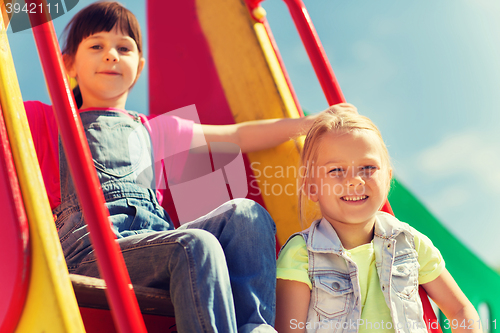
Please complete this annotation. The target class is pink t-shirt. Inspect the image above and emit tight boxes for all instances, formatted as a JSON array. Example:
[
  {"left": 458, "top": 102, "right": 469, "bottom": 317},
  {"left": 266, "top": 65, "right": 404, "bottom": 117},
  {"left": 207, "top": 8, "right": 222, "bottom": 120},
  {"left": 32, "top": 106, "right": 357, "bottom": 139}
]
[{"left": 24, "top": 101, "right": 194, "bottom": 210}]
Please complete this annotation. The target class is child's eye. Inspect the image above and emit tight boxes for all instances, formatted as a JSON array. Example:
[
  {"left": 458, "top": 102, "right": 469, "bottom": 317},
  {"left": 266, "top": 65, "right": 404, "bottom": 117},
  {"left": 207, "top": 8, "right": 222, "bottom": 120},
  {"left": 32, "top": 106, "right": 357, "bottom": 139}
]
[
  {"left": 328, "top": 168, "right": 344, "bottom": 176},
  {"left": 118, "top": 47, "right": 130, "bottom": 52},
  {"left": 90, "top": 45, "right": 102, "bottom": 50},
  {"left": 359, "top": 166, "right": 377, "bottom": 176}
]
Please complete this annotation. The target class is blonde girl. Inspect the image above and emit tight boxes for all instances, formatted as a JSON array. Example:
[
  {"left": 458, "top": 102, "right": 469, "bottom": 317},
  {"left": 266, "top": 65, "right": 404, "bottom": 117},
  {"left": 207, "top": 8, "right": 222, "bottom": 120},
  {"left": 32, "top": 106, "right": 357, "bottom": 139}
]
[{"left": 275, "top": 105, "right": 481, "bottom": 333}]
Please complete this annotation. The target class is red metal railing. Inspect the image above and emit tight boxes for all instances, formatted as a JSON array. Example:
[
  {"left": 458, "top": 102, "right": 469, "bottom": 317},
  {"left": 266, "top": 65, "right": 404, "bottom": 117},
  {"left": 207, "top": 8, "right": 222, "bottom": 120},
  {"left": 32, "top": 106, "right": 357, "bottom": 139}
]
[
  {"left": 25, "top": 1, "right": 147, "bottom": 332},
  {"left": 279, "top": 0, "right": 346, "bottom": 106}
]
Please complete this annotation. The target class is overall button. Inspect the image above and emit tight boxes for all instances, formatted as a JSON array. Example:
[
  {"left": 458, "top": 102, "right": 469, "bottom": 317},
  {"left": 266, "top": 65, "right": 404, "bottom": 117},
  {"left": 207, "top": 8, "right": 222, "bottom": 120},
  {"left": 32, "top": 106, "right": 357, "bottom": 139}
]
[
  {"left": 397, "top": 266, "right": 405, "bottom": 273},
  {"left": 332, "top": 282, "right": 341, "bottom": 290}
]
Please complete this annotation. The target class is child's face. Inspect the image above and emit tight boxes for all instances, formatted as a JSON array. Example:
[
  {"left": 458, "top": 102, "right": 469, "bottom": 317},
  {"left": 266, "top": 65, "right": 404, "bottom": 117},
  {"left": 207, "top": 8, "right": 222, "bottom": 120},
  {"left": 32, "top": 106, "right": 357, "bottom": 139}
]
[
  {"left": 308, "top": 130, "right": 392, "bottom": 228},
  {"left": 65, "top": 27, "right": 145, "bottom": 109}
]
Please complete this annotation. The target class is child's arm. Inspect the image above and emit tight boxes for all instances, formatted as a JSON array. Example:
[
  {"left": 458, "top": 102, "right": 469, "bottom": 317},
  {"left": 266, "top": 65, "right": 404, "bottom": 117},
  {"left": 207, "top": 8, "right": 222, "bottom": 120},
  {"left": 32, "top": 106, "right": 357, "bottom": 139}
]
[
  {"left": 199, "top": 115, "right": 316, "bottom": 153},
  {"left": 198, "top": 103, "right": 357, "bottom": 153},
  {"left": 275, "top": 279, "right": 311, "bottom": 333},
  {"left": 422, "top": 269, "right": 483, "bottom": 333}
]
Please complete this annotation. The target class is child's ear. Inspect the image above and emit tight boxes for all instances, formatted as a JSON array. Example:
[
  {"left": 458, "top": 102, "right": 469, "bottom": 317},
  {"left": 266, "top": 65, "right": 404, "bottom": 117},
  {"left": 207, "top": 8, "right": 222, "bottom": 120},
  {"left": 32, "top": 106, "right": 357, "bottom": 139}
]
[
  {"left": 130, "top": 58, "right": 146, "bottom": 88},
  {"left": 63, "top": 54, "right": 76, "bottom": 78},
  {"left": 385, "top": 168, "right": 393, "bottom": 194},
  {"left": 307, "top": 182, "right": 319, "bottom": 203},
  {"left": 136, "top": 57, "right": 146, "bottom": 79}
]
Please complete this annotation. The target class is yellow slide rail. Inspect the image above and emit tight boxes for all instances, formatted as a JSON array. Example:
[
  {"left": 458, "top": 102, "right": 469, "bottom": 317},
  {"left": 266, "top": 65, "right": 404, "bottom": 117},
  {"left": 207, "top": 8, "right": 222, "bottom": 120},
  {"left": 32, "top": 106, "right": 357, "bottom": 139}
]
[{"left": 196, "top": 0, "right": 306, "bottom": 243}]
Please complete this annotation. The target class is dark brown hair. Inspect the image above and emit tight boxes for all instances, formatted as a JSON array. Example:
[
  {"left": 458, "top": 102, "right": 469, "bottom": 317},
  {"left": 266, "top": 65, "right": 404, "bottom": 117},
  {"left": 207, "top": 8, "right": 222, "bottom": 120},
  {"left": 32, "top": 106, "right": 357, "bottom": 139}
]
[{"left": 62, "top": 1, "right": 142, "bottom": 59}]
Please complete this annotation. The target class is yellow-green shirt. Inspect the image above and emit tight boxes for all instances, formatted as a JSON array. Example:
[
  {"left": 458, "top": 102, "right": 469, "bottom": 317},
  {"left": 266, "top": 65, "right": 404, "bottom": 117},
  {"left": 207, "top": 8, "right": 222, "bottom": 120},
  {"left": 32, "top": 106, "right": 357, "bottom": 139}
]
[{"left": 277, "top": 233, "right": 445, "bottom": 332}]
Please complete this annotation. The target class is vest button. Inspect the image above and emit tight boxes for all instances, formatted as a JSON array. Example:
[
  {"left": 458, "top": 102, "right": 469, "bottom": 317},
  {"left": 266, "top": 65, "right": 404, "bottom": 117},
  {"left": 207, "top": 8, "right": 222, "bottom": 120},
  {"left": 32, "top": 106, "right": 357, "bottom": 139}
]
[
  {"left": 381, "top": 285, "right": 385, "bottom": 291},
  {"left": 332, "top": 282, "right": 340, "bottom": 290}
]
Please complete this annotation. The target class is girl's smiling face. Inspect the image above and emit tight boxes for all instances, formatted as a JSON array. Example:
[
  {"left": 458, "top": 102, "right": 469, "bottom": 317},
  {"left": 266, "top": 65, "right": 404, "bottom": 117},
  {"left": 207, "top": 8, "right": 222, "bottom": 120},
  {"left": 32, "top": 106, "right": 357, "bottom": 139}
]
[
  {"left": 65, "top": 27, "right": 145, "bottom": 110},
  {"left": 308, "top": 130, "right": 392, "bottom": 230}
]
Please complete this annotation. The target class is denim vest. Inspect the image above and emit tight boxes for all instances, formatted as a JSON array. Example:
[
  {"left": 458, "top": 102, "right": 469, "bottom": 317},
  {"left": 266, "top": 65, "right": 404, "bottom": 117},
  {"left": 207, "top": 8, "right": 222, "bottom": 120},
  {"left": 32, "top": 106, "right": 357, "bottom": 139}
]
[
  {"left": 288, "top": 212, "right": 426, "bottom": 333},
  {"left": 53, "top": 110, "right": 173, "bottom": 270}
]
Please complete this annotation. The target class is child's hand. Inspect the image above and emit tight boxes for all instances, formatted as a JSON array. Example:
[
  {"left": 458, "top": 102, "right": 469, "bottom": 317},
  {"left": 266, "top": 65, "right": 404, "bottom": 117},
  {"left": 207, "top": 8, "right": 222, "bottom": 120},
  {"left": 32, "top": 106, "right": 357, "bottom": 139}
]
[
  {"left": 327, "top": 102, "right": 358, "bottom": 115},
  {"left": 302, "top": 103, "right": 358, "bottom": 132}
]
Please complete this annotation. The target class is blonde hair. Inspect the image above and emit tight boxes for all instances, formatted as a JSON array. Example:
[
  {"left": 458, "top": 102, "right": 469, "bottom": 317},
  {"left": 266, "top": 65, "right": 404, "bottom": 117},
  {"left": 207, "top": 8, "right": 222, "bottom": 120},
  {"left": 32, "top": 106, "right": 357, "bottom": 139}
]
[{"left": 298, "top": 106, "right": 391, "bottom": 226}]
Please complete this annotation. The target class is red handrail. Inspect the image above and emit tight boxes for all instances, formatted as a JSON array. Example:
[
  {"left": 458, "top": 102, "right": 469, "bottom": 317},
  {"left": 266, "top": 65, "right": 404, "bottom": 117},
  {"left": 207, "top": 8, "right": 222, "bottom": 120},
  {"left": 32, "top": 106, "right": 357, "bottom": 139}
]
[
  {"left": 280, "top": 0, "right": 345, "bottom": 106},
  {"left": 25, "top": 2, "right": 147, "bottom": 332}
]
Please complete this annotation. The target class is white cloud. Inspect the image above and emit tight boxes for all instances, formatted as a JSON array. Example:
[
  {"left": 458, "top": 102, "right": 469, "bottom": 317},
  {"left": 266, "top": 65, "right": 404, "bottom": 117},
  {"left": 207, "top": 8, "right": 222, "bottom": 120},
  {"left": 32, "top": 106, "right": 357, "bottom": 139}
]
[{"left": 417, "top": 131, "right": 500, "bottom": 193}]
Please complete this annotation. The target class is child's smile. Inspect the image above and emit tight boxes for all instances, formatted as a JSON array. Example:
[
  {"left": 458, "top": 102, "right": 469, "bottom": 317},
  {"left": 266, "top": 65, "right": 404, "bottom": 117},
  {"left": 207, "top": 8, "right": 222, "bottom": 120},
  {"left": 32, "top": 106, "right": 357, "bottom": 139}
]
[
  {"left": 308, "top": 130, "right": 392, "bottom": 231},
  {"left": 340, "top": 195, "right": 368, "bottom": 203}
]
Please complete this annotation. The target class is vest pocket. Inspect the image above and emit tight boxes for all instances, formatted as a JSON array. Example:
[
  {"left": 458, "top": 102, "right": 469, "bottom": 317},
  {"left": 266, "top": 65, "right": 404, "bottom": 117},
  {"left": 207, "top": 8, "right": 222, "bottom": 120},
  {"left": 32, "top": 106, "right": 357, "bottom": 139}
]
[
  {"left": 313, "top": 275, "right": 353, "bottom": 319},
  {"left": 391, "top": 259, "right": 418, "bottom": 299}
]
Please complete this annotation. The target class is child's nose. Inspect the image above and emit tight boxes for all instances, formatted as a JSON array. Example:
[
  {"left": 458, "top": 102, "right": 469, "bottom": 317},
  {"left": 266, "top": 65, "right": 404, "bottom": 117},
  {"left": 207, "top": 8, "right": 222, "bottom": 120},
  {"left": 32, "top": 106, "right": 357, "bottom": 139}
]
[
  {"left": 346, "top": 174, "right": 365, "bottom": 187},
  {"left": 104, "top": 49, "right": 119, "bottom": 62}
]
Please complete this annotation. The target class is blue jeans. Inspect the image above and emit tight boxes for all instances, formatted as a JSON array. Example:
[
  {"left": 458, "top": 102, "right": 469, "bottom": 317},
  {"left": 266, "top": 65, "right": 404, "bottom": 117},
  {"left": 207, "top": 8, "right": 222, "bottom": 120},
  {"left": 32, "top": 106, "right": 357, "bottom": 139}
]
[{"left": 73, "top": 198, "right": 277, "bottom": 333}]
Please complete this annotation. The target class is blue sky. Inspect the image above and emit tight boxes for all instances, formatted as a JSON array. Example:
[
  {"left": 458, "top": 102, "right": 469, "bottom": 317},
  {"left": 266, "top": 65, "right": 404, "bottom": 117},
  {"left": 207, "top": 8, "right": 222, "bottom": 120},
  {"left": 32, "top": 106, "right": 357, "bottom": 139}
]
[{"left": 6, "top": 0, "right": 500, "bottom": 268}]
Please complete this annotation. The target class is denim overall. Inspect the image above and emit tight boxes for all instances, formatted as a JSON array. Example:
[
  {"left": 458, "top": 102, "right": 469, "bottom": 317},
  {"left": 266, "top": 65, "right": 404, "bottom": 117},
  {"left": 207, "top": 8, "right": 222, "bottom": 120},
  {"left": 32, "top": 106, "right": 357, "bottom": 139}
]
[
  {"left": 52, "top": 109, "right": 277, "bottom": 332},
  {"left": 53, "top": 110, "right": 173, "bottom": 270},
  {"left": 289, "top": 212, "right": 426, "bottom": 333}
]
